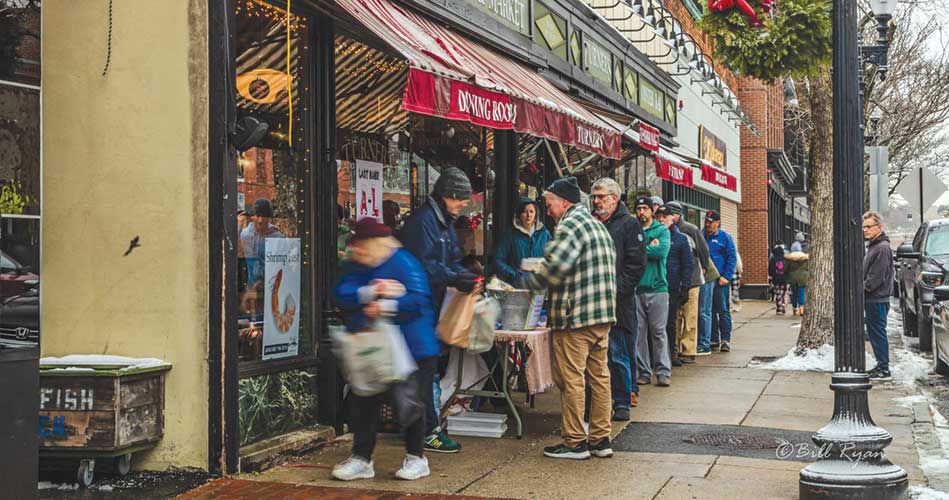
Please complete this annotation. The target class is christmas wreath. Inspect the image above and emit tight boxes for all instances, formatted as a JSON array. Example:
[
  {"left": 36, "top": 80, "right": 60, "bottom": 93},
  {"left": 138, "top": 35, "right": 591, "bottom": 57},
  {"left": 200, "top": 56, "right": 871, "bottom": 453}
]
[{"left": 698, "top": 0, "right": 831, "bottom": 82}]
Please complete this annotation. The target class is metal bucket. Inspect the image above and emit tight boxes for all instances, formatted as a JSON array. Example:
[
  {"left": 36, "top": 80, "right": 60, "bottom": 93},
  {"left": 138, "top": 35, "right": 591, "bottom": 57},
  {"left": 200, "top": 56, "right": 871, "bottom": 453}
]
[{"left": 489, "top": 289, "right": 544, "bottom": 331}]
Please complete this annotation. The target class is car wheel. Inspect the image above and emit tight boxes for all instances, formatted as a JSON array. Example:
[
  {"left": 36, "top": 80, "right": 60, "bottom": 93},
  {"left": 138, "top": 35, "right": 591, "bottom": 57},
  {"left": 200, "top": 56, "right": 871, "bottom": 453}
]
[
  {"left": 903, "top": 299, "right": 918, "bottom": 337},
  {"left": 934, "top": 328, "right": 949, "bottom": 376},
  {"left": 919, "top": 301, "right": 934, "bottom": 352}
]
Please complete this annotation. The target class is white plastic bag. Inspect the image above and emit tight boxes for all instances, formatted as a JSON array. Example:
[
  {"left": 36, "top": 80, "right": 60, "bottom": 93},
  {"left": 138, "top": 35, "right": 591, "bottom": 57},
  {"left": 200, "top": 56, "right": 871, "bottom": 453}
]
[
  {"left": 330, "top": 320, "right": 417, "bottom": 396},
  {"left": 468, "top": 297, "right": 500, "bottom": 354}
]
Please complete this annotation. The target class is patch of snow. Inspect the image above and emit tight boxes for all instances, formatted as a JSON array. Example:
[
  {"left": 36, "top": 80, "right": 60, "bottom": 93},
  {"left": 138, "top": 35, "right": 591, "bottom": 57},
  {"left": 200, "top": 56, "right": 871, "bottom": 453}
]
[
  {"left": 46, "top": 483, "right": 79, "bottom": 491},
  {"left": 754, "top": 344, "right": 875, "bottom": 372},
  {"left": 911, "top": 486, "right": 949, "bottom": 500},
  {"left": 890, "top": 345, "right": 933, "bottom": 386},
  {"left": 895, "top": 395, "right": 930, "bottom": 408},
  {"left": 45, "top": 367, "right": 96, "bottom": 373},
  {"left": 37, "top": 482, "right": 56, "bottom": 490},
  {"left": 95, "top": 485, "right": 114, "bottom": 492},
  {"left": 41, "top": 354, "right": 170, "bottom": 371}
]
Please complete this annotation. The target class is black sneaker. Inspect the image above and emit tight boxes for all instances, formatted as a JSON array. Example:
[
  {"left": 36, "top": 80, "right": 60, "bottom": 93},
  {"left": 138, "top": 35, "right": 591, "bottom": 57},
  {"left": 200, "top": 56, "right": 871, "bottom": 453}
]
[
  {"left": 589, "top": 438, "right": 614, "bottom": 458},
  {"left": 672, "top": 357, "right": 683, "bottom": 367},
  {"left": 543, "top": 442, "right": 590, "bottom": 460},
  {"left": 612, "top": 407, "right": 630, "bottom": 421},
  {"left": 637, "top": 376, "right": 652, "bottom": 386},
  {"left": 868, "top": 367, "right": 892, "bottom": 381},
  {"left": 711, "top": 342, "right": 721, "bottom": 351},
  {"left": 720, "top": 342, "right": 731, "bottom": 353}
]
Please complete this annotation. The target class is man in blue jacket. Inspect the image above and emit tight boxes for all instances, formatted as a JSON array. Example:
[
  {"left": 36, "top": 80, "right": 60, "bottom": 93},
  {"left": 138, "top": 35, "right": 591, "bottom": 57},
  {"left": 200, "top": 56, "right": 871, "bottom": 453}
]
[
  {"left": 703, "top": 211, "right": 737, "bottom": 352},
  {"left": 399, "top": 166, "right": 478, "bottom": 454}
]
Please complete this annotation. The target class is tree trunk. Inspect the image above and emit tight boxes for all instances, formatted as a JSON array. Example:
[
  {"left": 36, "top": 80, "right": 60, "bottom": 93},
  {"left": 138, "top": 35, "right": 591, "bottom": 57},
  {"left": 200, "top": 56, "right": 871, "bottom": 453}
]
[{"left": 797, "top": 70, "right": 835, "bottom": 351}]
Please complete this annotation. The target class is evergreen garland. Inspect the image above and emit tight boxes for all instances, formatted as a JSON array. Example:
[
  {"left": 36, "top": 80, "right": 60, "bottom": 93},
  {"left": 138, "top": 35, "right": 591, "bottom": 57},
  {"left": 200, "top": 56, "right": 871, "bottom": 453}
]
[{"left": 698, "top": 0, "right": 832, "bottom": 82}]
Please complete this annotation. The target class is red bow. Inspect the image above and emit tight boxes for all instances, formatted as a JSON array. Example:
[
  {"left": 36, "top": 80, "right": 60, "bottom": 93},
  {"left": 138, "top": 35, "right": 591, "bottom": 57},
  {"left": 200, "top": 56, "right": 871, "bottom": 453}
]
[{"left": 709, "top": 0, "right": 773, "bottom": 26}]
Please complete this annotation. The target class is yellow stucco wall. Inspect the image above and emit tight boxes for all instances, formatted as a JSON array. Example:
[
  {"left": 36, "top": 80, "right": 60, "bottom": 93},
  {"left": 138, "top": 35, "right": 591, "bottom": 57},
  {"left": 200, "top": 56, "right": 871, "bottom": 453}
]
[{"left": 42, "top": 0, "right": 210, "bottom": 469}]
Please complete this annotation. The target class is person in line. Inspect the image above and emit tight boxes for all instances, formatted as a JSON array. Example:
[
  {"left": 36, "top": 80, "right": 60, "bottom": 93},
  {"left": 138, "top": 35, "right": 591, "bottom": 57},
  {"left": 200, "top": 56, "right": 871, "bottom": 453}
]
[
  {"left": 332, "top": 219, "right": 439, "bottom": 481},
  {"left": 791, "top": 232, "right": 809, "bottom": 253},
  {"left": 786, "top": 248, "right": 810, "bottom": 316},
  {"left": 768, "top": 244, "right": 788, "bottom": 315},
  {"left": 633, "top": 197, "right": 672, "bottom": 387},
  {"left": 863, "top": 211, "right": 894, "bottom": 381},
  {"left": 650, "top": 195, "right": 664, "bottom": 214},
  {"left": 399, "top": 166, "right": 479, "bottom": 454},
  {"left": 656, "top": 206, "right": 693, "bottom": 367},
  {"left": 524, "top": 176, "right": 617, "bottom": 460},
  {"left": 704, "top": 211, "right": 737, "bottom": 352},
  {"left": 591, "top": 178, "right": 645, "bottom": 420},
  {"left": 492, "top": 197, "right": 551, "bottom": 286},
  {"left": 666, "top": 202, "right": 708, "bottom": 361}
]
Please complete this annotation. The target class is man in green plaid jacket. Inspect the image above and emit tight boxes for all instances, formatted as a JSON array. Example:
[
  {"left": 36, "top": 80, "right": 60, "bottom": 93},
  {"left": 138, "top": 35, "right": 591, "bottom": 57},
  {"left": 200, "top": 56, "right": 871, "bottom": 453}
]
[{"left": 525, "top": 177, "right": 617, "bottom": 461}]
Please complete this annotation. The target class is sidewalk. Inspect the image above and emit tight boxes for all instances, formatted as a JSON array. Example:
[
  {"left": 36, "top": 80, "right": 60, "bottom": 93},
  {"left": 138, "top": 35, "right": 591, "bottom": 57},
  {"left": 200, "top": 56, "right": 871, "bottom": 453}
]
[{"left": 180, "top": 301, "right": 935, "bottom": 500}]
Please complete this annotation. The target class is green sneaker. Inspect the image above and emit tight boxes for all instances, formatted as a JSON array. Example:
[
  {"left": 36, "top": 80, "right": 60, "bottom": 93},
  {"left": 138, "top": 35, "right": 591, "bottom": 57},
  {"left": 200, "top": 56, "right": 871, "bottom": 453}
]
[{"left": 425, "top": 431, "right": 461, "bottom": 453}]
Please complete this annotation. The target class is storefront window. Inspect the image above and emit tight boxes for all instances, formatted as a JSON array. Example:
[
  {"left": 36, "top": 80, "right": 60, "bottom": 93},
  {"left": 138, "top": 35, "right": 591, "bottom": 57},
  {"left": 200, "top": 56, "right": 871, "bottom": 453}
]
[
  {"left": 0, "top": 81, "right": 40, "bottom": 345},
  {"left": 235, "top": 0, "right": 313, "bottom": 363}
]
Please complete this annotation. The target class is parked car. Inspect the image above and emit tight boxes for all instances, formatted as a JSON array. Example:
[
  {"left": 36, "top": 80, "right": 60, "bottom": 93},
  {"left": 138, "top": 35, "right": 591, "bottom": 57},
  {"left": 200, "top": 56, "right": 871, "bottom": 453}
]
[
  {"left": 897, "top": 219, "right": 949, "bottom": 351},
  {"left": 0, "top": 279, "right": 38, "bottom": 344},
  {"left": 931, "top": 285, "right": 949, "bottom": 375},
  {"left": 0, "top": 249, "right": 39, "bottom": 301}
]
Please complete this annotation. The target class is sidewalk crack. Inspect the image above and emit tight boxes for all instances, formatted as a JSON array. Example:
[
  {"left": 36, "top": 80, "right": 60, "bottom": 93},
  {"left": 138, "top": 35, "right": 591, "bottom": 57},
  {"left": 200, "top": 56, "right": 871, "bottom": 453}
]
[{"left": 740, "top": 371, "right": 776, "bottom": 426}]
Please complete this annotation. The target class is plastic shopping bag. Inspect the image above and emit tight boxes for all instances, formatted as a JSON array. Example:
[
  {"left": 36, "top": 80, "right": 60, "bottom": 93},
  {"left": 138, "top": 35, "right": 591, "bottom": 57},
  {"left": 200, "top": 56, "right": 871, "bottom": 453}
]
[
  {"left": 330, "top": 320, "right": 417, "bottom": 396},
  {"left": 467, "top": 296, "right": 500, "bottom": 354}
]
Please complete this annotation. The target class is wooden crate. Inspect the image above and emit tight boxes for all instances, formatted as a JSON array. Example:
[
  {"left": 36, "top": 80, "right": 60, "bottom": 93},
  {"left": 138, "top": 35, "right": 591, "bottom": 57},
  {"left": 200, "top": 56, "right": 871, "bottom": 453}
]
[{"left": 38, "top": 363, "right": 171, "bottom": 454}]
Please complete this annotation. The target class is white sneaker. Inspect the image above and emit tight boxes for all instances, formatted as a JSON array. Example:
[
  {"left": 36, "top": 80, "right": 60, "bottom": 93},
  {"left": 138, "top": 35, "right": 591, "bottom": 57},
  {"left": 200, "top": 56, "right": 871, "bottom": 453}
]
[
  {"left": 395, "top": 454, "right": 430, "bottom": 480},
  {"left": 332, "top": 456, "right": 375, "bottom": 481}
]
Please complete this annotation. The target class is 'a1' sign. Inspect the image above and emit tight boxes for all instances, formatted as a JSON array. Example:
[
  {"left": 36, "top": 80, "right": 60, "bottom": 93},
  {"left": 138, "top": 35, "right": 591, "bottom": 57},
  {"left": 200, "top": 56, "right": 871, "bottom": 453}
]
[{"left": 639, "top": 123, "right": 660, "bottom": 153}]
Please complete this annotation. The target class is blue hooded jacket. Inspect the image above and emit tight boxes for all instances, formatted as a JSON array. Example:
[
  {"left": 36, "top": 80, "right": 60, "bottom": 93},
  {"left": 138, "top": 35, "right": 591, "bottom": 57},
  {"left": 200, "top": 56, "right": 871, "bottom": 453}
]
[
  {"left": 398, "top": 197, "right": 468, "bottom": 308},
  {"left": 705, "top": 228, "right": 737, "bottom": 281},
  {"left": 333, "top": 248, "right": 440, "bottom": 361},
  {"left": 492, "top": 199, "right": 551, "bottom": 285},
  {"left": 665, "top": 225, "right": 694, "bottom": 294}
]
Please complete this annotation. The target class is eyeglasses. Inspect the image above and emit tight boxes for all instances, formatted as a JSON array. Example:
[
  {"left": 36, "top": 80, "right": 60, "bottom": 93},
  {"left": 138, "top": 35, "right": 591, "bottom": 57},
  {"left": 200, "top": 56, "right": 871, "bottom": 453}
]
[
  {"left": 591, "top": 194, "right": 615, "bottom": 200},
  {"left": 862, "top": 223, "right": 880, "bottom": 229}
]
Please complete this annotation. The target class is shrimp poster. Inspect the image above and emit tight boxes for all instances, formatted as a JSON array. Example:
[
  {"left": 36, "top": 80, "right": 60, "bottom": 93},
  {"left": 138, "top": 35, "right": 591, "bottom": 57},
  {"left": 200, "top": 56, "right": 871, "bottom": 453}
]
[
  {"left": 263, "top": 238, "right": 301, "bottom": 360},
  {"left": 355, "top": 159, "right": 384, "bottom": 222}
]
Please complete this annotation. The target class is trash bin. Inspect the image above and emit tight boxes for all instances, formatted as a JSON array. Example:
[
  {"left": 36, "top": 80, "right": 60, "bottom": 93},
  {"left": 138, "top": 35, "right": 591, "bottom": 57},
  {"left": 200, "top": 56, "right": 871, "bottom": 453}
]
[{"left": 0, "top": 339, "right": 39, "bottom": 500}]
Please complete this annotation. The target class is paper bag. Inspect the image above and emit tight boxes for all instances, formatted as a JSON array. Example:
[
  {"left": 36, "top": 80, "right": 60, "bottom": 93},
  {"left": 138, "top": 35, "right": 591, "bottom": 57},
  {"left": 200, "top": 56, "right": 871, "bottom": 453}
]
[{"left": 438, "top": 288, "right": 479, "bottom": 347}]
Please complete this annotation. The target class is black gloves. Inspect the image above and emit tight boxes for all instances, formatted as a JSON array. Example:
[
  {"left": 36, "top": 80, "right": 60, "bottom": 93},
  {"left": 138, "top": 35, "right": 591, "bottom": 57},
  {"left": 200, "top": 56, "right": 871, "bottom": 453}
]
[
  {"left": 680, "top": 293, "right": 690, "bottom": 307},
  {"left": 452, "top": 272, "right": 480, "bottom": 293}
]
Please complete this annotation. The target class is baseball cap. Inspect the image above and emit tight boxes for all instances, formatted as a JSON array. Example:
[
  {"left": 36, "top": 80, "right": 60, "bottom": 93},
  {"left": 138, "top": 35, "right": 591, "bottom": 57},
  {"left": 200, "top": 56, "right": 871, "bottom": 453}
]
[
  {"left": 705, "top": 210, "right": 721, "bottom": 222},
  {"left": 633, "top": 196, "right": 653, "bottom": 209}
]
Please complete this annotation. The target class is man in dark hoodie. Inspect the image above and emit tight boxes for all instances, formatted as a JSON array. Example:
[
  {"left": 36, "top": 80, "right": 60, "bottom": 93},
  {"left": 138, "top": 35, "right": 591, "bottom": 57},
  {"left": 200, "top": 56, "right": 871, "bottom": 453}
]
[
  {"left": 656, "top": 205, "right": 693, "bottom": 367},
  {"left": 399, "top": 166, "right": 479, "bottom": 453},
  {"left": 863, "top": 211, "right": 894, "bottom": 381},
  {"left": 592, "top": 178, "right": 645, "bottom": 417}
]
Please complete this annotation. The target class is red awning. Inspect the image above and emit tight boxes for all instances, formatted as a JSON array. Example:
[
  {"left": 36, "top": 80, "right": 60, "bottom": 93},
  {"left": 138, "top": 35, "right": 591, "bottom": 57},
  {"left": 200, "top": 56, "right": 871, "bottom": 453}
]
[{"left": 335, "top": 0, "right": 622, "bottom": 159}]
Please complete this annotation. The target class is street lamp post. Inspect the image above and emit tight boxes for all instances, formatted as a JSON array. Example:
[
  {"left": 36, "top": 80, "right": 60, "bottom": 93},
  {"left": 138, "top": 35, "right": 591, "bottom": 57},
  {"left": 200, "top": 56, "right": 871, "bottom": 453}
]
[{"left": 798, "top": 0, "right": 908, "bottom": 498}]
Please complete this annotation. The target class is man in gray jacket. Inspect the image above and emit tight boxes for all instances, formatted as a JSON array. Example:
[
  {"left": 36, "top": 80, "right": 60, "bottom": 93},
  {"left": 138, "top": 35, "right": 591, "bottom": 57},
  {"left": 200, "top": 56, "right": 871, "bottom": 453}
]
[
  {"left": 666, "top": 202, "right": 708, "bottom": 362},
  {"left": 863, "top": 211, "right": 894, "bottom": 381}
]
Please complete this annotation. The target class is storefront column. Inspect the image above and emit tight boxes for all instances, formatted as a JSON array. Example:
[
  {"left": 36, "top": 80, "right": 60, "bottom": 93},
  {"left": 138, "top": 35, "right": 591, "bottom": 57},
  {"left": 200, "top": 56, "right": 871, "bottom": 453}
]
[
  {"left": 493, "top": 130, "right": 517, "bottom": 250},
  {"left": 315, "top": 14, "right": 343, "bottom": 433}
]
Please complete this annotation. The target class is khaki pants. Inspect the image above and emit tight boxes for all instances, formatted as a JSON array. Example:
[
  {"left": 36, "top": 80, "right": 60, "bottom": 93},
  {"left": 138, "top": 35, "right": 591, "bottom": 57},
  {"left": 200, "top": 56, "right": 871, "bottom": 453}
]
[
  {"left": 551, "top": 324, "right": 612, "bottom": 447},
  {"left": 676, "top": 287, "right": 700, "bottom": 356}
]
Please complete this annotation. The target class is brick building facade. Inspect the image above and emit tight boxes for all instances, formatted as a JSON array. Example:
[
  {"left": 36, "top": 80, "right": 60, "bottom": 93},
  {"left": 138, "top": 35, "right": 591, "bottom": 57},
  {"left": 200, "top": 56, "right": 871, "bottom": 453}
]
[{"left": 738, "top": 79, "right": 786, "bottom": 296}]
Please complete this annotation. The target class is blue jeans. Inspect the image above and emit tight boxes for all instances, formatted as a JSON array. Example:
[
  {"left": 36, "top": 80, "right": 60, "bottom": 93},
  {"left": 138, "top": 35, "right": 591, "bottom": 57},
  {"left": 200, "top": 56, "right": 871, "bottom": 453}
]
[
  {"left": 791, "top": 285, "right": 806, "bottom": 308},
  {"left": 627, "top": 295, "right": 639, "bottom": 395},
  {"left": 608, "top": 325, "right": 633, "bottom": 409},
  {"left": 697, "top": 282, "right": 714, "bottom": 350},
  {"left": 712, "top": 283, "right": 732, "bottom": 344},
  {"left": 865, "top": 302, "right": 890, "bottom": 370}
]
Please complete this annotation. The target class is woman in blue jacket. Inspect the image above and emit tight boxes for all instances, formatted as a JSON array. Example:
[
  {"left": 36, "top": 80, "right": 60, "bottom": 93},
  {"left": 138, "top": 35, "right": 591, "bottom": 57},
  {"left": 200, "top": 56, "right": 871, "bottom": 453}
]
[
  {"left": 492, "top": 197, "right": 551, "bottom": 285},
  {"left": 332, "top": 218, "right": 439, "bottom": 482}
]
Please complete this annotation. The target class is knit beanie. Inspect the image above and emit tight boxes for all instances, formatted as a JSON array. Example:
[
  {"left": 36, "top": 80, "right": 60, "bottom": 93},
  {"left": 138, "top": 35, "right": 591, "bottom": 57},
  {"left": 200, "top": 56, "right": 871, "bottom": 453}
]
[
  {"left": 546, "top": 177, "right": 581, "bottom": 204},
  {"left": 433, "top": 167, "right": 473, "bottom": 200}
]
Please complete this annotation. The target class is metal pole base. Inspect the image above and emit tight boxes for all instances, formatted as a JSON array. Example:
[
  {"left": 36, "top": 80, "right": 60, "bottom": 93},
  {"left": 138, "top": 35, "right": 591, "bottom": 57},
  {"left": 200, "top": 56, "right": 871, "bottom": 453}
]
[{"left": 799, "top": 373, "right": 908, "bottom": 500}]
